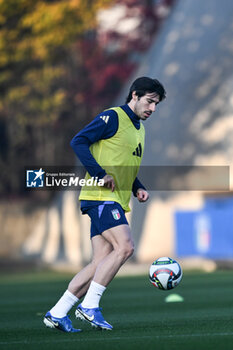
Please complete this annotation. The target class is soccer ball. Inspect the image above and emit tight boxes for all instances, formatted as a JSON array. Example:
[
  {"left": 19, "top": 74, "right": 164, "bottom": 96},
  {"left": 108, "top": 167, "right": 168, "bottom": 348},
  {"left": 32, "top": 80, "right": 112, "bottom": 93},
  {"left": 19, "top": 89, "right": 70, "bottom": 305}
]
[{"left": 149, "top": 257, "right": 182, "bottom": 290}]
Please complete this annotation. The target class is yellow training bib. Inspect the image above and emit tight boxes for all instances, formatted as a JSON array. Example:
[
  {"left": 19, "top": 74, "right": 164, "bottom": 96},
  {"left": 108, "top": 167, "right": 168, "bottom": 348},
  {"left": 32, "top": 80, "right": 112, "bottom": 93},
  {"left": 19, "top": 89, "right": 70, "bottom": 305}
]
[{"left": 79, "top": 107, "right": 145, "bottom": 212}]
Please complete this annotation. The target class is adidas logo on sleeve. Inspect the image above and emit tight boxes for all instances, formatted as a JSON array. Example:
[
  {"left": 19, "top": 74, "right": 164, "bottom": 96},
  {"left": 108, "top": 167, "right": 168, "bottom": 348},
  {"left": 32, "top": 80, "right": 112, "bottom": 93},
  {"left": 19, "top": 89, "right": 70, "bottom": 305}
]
[{"left": 100, "top": 115, "right": 110, "bottom": 123}]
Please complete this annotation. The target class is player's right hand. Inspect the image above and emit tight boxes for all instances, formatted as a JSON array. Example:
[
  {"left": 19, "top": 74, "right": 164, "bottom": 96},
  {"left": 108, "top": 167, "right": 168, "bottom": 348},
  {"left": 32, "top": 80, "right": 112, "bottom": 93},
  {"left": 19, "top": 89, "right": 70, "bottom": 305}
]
[{"left": 103, "top": 174, "right": 115, "bottom": 192}]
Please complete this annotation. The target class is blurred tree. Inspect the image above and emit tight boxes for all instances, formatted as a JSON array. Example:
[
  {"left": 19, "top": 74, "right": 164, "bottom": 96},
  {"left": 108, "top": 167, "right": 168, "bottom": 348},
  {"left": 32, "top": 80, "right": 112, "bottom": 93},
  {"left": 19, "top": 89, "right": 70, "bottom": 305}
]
[
  {"left": 78, "top": 0, "right": 176, "bottom": 111},
  {"left": 0, "top": 0, "right": 114, "bottom": 196}
]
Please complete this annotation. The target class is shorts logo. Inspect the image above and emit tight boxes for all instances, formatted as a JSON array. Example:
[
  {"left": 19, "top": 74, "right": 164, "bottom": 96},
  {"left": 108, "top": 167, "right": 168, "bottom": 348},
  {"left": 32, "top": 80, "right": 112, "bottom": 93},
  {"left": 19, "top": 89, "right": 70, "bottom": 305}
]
[{"left": 111, "top": 209, "right": 121, "bottom": 220}]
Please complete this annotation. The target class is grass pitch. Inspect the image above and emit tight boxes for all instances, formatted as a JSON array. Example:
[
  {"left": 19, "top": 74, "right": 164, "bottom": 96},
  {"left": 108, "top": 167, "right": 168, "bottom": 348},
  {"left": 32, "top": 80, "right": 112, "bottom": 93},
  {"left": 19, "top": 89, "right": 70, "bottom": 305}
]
[{"left": 1, "top": 269, "right": 233, "bottom": 350}]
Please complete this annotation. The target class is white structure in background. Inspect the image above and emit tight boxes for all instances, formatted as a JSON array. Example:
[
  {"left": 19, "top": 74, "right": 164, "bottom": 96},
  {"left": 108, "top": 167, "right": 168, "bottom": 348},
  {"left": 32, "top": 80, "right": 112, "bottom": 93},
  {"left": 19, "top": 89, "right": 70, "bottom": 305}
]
[{"left": 23, "top": 192, "right": 90, "bottom": 267}]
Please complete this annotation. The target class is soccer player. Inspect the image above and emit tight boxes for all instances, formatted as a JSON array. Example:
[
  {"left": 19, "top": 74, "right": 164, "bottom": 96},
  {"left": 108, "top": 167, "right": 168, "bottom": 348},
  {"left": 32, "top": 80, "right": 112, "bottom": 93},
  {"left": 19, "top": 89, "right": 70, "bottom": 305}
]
[{"left": 43, "top": 77, "right": 166, "bottom": 332}]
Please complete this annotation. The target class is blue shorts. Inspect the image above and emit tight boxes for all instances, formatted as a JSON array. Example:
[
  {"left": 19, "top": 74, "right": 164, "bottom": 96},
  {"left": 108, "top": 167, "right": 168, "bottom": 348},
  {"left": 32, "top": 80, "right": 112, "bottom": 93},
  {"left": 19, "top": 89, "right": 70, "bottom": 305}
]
[{"left": 84, "top": 202, "right": 128, "bottom": 238}]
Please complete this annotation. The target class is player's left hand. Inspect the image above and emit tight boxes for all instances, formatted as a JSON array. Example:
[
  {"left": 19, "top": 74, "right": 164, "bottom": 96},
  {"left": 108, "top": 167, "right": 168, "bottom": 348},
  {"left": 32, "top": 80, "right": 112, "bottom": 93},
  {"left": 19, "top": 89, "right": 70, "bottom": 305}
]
[{"left": 136, "top": 189, "right": 149, "bottom": 202}]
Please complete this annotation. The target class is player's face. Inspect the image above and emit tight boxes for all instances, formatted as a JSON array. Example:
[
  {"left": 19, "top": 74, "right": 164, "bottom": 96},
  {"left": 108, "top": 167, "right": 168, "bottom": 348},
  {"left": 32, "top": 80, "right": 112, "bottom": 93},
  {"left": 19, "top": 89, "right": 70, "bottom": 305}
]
[{"left": 133, "top": 92, "right": 160, "bottom": 120}]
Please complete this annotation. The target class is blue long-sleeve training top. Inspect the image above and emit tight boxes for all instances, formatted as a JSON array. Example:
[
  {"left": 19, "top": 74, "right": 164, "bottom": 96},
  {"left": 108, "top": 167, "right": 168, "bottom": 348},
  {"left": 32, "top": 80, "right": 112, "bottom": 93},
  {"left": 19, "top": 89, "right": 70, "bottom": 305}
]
[{"left": 70, "top": 104, "right": 146, "bottom": 209}]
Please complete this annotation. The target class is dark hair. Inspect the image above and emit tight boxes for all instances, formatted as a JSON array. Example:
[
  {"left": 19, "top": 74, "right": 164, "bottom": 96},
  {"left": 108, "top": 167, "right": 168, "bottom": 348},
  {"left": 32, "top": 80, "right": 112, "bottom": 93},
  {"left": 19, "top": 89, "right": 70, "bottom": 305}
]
[{"left": 125, "top": 77, "right": 166, "bottom": 103}]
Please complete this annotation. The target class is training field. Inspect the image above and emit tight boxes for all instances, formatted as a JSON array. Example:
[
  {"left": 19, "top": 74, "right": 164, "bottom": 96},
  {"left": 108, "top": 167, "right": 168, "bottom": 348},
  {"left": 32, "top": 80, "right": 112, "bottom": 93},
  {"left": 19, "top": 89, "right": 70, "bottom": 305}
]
[{"left": 1, "top": 269, "right": 233, "bottom": 350}]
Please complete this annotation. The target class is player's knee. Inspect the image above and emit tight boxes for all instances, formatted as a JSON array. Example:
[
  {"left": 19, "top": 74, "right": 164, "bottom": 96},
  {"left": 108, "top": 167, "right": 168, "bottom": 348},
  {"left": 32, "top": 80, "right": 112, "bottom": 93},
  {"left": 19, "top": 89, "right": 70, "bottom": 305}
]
[
  {"left": 103, "top": 242, "right": 113, "bottom": 256},
  {"left": 127, "top": 241, "right": 134, "bottom": 258},
  {"left": 118, "top": 241, "right": 134, "bottom": 261}
]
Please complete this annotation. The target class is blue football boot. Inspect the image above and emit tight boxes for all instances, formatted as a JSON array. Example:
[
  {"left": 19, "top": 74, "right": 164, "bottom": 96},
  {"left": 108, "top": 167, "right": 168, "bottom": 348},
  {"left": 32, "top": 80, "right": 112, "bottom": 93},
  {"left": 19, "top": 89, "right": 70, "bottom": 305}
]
[
  {"left": 43, "top": 311, "right": 82, "bottom": 333},
  {"left": 75, "top": 304, "right": 113, "bottom": 330}
]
